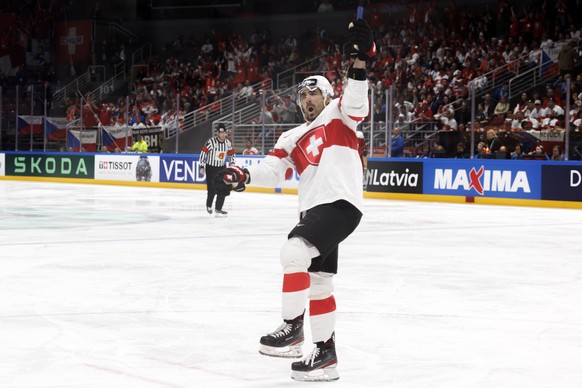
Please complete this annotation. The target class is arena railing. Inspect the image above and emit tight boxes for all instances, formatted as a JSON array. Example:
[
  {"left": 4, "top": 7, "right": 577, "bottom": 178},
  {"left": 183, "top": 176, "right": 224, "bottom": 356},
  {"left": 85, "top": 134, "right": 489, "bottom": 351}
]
[
  {"left": 276, "top": 55, "right": 326, "bottom": 89},
  {"left": 231, "top": 123, "right": 297, "bottom": 155},
  {"left": 52, "top": 43, "right": 151, "bottom": 110}
]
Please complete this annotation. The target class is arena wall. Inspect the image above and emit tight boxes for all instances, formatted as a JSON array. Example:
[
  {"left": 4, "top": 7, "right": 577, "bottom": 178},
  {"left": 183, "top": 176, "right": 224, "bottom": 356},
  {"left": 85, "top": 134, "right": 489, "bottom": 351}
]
[{"left": 1, "top": 152, "right": 581, "bottom": 209}]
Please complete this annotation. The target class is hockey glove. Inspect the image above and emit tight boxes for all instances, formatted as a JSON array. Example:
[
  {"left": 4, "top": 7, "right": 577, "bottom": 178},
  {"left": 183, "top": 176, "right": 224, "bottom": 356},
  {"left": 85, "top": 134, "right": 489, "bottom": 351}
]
[
  {"left": 214, "top": 166, "right": 250, "bottom": 196},
  {"left": 348, "top": 19, "right": 377, "bottom": 61}
]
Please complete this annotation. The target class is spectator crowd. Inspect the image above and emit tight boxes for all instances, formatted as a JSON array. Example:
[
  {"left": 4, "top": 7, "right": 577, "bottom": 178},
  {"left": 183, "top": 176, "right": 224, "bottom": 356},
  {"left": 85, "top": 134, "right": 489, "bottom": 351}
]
[{"left": 1, "top": 0, "right": 581, "bottom": 158}]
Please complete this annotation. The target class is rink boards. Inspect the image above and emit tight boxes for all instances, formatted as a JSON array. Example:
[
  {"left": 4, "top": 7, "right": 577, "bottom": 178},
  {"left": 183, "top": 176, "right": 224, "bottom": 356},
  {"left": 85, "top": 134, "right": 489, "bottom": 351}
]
[{"left": 1, "top": 152, "right": 581, "bottom": 209}]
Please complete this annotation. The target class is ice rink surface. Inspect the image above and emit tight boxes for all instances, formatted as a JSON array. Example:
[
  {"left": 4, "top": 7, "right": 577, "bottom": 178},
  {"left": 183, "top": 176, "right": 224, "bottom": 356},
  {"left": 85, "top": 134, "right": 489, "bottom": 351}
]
[{"left": 1, "top": 180, "right": 581, "bottom": 388}]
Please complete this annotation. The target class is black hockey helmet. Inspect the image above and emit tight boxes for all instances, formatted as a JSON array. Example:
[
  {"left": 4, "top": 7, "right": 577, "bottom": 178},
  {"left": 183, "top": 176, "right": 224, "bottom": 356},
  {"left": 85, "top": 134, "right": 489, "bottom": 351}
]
[{"left": 215, "top": 122, "right": 228, "bottom": 134}]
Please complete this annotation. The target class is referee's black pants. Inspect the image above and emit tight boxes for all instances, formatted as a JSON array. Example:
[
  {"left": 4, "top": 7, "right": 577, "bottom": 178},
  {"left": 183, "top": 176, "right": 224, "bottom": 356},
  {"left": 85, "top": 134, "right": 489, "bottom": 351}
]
[{"left": 205, "top": 165, "right": 226, "bottom": 211}]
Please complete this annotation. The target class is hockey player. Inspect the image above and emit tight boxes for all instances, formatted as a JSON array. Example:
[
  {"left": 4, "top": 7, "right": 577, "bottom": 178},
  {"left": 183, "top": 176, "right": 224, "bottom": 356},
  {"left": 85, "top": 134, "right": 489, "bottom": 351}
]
[{"left": 214, "top": 19, "right": 375, "bottom": 381}]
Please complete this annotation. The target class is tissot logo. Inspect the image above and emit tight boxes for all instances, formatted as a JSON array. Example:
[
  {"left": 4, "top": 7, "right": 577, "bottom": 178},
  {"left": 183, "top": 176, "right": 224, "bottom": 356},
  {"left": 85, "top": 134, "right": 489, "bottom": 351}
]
[
  {"left": 434, "top": 167, "right": 531, "bottom": 195},
  {"left": 98, "top": 161, "right": 133, "bottom": 170}
]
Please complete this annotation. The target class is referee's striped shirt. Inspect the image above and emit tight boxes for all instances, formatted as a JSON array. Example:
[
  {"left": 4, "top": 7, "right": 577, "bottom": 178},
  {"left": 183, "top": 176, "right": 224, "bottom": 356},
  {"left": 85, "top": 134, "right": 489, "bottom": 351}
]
[{"left": 200, "top": 137, "right": 235, "bottom": 167}]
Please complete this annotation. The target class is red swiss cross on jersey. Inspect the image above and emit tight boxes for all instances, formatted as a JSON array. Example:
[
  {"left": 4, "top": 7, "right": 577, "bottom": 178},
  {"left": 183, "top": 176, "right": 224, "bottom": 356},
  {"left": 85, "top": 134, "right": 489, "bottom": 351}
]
[{"left": 295, "top": 126, "right": 327, "bottom": 169}]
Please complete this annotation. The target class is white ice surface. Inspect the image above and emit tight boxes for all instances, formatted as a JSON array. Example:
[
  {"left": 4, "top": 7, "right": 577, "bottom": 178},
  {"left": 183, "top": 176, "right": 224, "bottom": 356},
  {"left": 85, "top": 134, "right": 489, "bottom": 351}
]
[{"left": 0, "top": 180, "right": 581, "bottom": 388}]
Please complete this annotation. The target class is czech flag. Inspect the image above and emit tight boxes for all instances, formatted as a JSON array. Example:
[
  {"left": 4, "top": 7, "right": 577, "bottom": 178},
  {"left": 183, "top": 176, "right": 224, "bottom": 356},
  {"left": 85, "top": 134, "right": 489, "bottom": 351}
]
[
  {"left": 539, "top": 50, "right": 558, "bottom": 78},
  {"left": 45, "top": 117, "right": 68, "bottom": 141},
  {"left": 101, "top": 125, "right": 132, "bottom": 151},
  {"left": 67, "top": 129, "right": 97, "bottom": 152},
  {"left": 17, "top": 115, "right": 43, "bottom": 135}
]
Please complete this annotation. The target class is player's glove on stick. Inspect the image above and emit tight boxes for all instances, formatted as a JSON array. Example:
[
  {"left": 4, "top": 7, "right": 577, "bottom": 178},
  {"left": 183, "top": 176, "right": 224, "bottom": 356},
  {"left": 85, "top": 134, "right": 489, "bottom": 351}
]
[
  {"left": 214, "top": 166, "right": 250, "bottom": 196},
  {"left": 348, "top": 19, "right": 376, "bottom": 61}
]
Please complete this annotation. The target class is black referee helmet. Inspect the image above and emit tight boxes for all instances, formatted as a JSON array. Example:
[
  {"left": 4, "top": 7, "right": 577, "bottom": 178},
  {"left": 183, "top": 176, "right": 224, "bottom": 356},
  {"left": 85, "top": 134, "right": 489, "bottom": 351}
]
[{"left": 215, "top": 123, "right": 227, "bottom": 133}]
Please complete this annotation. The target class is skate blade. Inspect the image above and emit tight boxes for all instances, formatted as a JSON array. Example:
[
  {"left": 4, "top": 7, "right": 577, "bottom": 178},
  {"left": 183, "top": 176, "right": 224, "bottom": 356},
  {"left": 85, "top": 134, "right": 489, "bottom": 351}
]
[
  {"left": 259, "top": 343, "right": 303, "bottom": 358},
  {"left": 291, "top": 366, "right": 339, "bottom": 382}
]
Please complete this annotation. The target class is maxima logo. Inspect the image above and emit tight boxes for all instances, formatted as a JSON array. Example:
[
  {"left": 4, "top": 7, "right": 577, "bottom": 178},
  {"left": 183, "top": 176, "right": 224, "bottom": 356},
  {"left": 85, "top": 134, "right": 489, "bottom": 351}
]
[{"left": 434, "top": 166, "right": 531, "bottom": 195}]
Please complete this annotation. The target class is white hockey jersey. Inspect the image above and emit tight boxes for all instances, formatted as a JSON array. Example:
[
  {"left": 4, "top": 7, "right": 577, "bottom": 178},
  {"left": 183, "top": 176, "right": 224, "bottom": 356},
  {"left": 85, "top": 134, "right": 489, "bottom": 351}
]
[{"left": 247, "top": 77, "right": 368, "bottom": 213}]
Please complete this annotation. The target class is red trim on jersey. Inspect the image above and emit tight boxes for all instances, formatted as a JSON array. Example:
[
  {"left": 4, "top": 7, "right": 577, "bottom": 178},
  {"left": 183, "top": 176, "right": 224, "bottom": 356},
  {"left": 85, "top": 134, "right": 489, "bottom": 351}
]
[
  {"left": 227, "top": 149, "right": 235, "bottom": 156},
  {"left": 326, "top": 119, "right": 359, "bottom": 149},
  {"left": 290, "top": 148, "right": 309, "bottom": 175},
  {"left": 338, "top": 95, "right": 367, "bottom": 121},
  {"left": 290, "top": 119, "right": 359, "bottom": 174},
  {"left": 269, "top": 148, "right": 288, "bottom": 159},
  {"left": 282, "top": 272, "right": 310, "bottom": 293},
  {"left": 309, "top": 295, "right": 336, "bottom": 316},
  {"left": 202, "top": 146, "right": 210, "bottom": 153},
  {"left": 348, "top": 113, "right": 364, "bottom": 121}
]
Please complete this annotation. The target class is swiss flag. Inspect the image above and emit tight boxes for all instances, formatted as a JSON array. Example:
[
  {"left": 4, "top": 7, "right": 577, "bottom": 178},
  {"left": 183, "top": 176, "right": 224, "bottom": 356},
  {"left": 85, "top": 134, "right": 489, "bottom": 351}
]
[
  {"left": 292, "top": 126, "right": 327, "bottom": 174},
  {"left": 54, "top": 21, "right": 92, "bottom": 64}
]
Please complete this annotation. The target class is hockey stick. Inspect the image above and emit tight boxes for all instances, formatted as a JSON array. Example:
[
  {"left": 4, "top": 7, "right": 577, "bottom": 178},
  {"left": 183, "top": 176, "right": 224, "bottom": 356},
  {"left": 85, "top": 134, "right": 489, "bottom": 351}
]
[
  {"left": 356, "top": 0, "right": 364, "bottom": 20},
  {"left": 352, "top": 0, "right": 365, "bottom": 51}
]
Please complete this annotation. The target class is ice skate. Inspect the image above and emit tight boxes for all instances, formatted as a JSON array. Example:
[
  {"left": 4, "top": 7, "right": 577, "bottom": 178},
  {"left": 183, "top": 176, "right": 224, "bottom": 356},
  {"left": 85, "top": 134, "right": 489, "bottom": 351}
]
[
  {"left": 206, "top": 207, "right": 213, "bottom": 215},
  {"left": 259, "top": 318, "right": 304, "bottom": 358},
  {"left": 214, "top": 209, "right": 228, "bottom": 217},
  {"left": 291, "top": 335, "right": 338, "bottom": 382}
]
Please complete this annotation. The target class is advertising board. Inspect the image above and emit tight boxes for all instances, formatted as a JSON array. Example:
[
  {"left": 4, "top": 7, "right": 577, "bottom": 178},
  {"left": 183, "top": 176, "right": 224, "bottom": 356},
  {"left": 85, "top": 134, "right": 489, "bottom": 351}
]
[
  {"left": 4, "top": 153, "right": 94, "bottom": 179},
  {"left": 159, "top": 155, "right": 202, "bottom": 184},
  {"left": 541, "top": 164, "right": 582, "bottom": 201},
  {"left": 423, "top": 159, "right": 541, "bottom": 199},
  {"left": 94, "top": 154, "right": 160, "bottom": 182},
  {"left": 366, "top": 160, "right": 423, "bottom": 193}
]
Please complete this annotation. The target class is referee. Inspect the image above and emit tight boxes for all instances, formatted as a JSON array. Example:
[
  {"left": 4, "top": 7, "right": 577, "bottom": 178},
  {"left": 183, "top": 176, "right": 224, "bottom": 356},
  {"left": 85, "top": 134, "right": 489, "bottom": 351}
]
[{"left": 199, "top": 123, "right": 235, "bottom": 217}]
